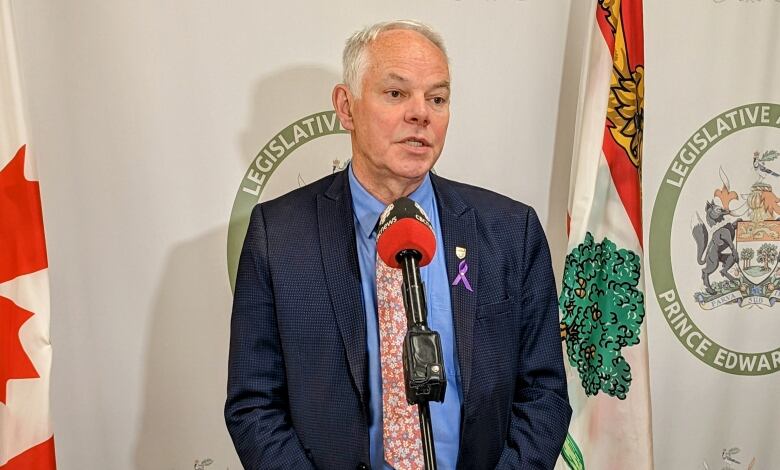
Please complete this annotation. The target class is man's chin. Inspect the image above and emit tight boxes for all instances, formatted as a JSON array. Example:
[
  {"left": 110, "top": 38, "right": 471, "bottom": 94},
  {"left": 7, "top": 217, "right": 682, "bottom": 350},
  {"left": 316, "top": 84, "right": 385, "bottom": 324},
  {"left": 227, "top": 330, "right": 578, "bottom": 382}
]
[{"left": 390, "top": 163, "right": 436, "bottom": 183}]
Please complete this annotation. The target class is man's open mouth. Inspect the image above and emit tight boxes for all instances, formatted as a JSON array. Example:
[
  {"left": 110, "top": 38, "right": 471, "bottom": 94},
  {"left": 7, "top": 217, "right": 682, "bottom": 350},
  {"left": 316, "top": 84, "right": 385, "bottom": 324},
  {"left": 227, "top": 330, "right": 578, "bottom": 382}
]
[{"left": 401, "top": 137, "right": 429, "bottom": 147}]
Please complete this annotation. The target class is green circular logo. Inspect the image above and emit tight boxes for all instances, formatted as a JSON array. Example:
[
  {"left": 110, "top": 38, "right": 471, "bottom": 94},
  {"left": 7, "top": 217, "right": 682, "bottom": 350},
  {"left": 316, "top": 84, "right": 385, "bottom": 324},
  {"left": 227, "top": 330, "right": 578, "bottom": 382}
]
[
  {"left": 227, "top": 111, "right": 349, "bottom": 290},
  {"left": 649, "top": 103, "right": 780, "bottom": 376}
]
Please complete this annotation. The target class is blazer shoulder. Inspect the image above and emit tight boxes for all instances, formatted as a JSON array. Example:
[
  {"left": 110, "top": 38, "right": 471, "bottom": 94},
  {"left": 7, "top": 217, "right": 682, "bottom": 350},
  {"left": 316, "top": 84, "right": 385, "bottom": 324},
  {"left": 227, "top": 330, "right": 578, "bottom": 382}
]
[
  {"left": 432, "top": 173, "right": 535, "bottom": 219},
  {"left": 258, "top": 171, "right": 343, "bottom": 220}
]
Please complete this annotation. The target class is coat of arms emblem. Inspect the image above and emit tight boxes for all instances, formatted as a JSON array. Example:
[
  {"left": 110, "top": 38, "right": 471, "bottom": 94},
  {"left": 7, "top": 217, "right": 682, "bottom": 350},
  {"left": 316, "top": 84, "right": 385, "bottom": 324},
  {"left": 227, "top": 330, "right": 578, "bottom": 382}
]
[{"left": 693, "top": 150, "right": 780, "bottom": 309}]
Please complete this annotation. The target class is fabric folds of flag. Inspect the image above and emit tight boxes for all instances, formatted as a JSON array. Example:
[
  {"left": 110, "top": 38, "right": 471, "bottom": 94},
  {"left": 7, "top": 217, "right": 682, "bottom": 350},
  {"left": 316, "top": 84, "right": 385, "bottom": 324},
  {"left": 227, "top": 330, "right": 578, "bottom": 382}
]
[
  {"left": 557, "top": 1, "right": 652, "bottom": 469},
  {"left": 1, "top": 1, "right": 57, "bottom": 468}
]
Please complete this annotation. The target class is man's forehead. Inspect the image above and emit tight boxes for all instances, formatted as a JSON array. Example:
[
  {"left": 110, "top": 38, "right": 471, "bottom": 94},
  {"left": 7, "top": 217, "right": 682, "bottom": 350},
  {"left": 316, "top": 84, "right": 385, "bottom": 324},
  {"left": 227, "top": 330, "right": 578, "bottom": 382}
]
[
  {"left": 372, "top": 28, "right": 436, "bottom": 50},
  {"left": 368, "top": 30, "right": 448, "bottom": 65}
]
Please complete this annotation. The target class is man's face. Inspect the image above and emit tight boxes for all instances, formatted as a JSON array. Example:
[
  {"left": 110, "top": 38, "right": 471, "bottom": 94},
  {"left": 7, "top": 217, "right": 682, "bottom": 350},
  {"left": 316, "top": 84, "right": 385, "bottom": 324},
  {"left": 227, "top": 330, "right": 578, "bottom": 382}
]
[{"left": 346, "top": 30, "right": 450, "bottom": 193}]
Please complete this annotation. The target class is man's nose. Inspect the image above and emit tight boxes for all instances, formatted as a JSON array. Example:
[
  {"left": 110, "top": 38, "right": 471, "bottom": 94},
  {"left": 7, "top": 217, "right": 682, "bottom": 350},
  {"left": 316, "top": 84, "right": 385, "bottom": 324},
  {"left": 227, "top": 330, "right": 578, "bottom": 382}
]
[{"left": 405, "top": 94, "right": 429, "bottom": 126}]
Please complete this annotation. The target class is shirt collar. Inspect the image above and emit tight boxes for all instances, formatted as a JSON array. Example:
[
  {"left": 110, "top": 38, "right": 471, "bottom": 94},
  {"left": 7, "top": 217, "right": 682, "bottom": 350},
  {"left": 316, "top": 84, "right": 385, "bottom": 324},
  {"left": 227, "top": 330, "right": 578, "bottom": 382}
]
[{"left": 347, "top": 163, "right": 435, "bottom": 240}]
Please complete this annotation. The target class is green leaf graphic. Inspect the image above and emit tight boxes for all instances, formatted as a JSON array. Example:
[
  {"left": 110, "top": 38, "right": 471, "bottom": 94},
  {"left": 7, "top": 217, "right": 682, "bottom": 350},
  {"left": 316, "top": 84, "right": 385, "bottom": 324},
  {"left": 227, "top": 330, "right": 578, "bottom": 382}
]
[
  {"left": 561, "top": 433, "right": 585, "bottom": 470},
  {"left": 559, "top": 232, "right": 645, "bottom": 399}
]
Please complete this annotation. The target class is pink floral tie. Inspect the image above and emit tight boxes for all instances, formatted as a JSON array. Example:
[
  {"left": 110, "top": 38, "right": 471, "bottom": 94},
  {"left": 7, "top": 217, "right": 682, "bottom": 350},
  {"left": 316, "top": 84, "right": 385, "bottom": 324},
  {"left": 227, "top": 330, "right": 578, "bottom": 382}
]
[{"left": 376, "top": 257, "right": 424, "bottom": 470}]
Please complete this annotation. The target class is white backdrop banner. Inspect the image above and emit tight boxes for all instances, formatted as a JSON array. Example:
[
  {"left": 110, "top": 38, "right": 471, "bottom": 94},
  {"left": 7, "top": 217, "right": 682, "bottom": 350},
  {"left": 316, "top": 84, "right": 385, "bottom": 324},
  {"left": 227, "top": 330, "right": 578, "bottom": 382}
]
[{"left": 645, "top": 1, "right": 780, "bottom": 469}]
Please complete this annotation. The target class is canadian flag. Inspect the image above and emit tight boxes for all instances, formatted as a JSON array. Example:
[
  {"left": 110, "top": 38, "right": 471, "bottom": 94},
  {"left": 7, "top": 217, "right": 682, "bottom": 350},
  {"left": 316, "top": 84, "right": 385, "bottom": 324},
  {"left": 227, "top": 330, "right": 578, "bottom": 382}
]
[{"left": 1, "top": 1, "right": 57, "bottom": 468}]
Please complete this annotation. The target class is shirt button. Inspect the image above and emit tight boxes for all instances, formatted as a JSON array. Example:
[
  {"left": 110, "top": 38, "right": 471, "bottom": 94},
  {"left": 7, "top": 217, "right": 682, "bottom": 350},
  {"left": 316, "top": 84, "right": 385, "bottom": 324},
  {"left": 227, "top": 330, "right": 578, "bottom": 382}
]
[{"left": 356, "top": 463, "right": 370, "bottom": 470}]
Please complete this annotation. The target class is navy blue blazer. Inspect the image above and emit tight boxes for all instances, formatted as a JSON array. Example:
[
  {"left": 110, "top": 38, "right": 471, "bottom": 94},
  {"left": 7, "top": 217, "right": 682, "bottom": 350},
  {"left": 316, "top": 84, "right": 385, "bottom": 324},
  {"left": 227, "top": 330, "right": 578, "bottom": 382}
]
[{"left": 225, "top": 170, "right": 571, "bottom": 469}]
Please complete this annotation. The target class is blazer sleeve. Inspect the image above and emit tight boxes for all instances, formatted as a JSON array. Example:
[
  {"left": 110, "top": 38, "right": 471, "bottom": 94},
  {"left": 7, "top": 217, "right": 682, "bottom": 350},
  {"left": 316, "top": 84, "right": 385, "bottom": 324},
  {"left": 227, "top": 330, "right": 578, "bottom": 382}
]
[
  {"left": 224, "top": 204, "right": 315, "bottom": 470},
  {"left": 496, "top": 207, "right": 572, "bottom": 469}
]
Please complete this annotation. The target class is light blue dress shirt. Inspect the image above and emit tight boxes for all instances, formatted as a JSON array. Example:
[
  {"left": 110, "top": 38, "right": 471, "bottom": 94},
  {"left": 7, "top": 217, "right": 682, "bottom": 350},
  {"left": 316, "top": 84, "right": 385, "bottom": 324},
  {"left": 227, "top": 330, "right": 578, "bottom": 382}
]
[{"left": 348, "top": 165, "right": 462, "bottom": 470}]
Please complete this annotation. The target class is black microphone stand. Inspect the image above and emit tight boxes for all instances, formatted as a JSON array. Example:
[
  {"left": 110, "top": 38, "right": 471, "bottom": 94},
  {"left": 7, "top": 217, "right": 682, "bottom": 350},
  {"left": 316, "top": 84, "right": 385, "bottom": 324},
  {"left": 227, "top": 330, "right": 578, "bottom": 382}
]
[{"left": 396, "top": 249, "right": 446, "bottom": 470}]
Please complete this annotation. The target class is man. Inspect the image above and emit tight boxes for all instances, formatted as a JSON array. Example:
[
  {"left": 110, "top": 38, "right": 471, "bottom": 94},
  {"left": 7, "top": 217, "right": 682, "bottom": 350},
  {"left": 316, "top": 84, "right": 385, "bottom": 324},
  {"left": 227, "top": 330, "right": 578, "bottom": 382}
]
[{"left": 225, "top": 20, "right": 571, "bottom": 470}]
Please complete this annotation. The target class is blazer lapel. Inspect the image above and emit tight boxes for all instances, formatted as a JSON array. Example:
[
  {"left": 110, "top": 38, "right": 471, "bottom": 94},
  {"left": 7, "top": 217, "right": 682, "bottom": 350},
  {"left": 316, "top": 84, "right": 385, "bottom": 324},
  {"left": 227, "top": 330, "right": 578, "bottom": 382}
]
[
  {"left": 317, "top": 171, "right": 368, "bottom": 407},
  {"left": 432, "top": 174, "right": 478, "bottom": 403}
]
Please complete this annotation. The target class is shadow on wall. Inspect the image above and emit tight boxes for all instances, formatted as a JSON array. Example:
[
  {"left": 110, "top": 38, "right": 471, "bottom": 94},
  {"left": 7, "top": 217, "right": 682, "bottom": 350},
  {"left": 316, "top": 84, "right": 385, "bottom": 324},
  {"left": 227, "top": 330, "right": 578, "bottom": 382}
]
[
  {"left": 238, "top": 65, "right": 342, "bottom": 169},
  {"left": 133, "top": 66, "right": 340, "bottom": 470},
  {"left": 547, "top": 0, "right": 592, "bottom": 287},
  {"left": 133, "top": 225, "right": 238, "bottom": 470}
]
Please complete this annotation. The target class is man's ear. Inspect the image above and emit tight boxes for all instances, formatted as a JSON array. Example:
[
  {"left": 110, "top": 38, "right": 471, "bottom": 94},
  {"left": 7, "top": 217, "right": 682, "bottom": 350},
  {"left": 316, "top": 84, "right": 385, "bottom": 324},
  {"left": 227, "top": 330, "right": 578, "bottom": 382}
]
[{"left": 332, "top": 84, "right": 355, "bottom": 131}]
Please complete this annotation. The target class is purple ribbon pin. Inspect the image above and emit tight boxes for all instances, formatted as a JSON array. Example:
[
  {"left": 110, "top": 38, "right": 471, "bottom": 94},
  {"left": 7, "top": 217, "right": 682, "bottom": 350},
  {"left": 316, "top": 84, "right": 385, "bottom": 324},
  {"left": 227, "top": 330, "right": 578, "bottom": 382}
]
[{"left": 452, "top": 260, "right": 473, "bottom": 292}]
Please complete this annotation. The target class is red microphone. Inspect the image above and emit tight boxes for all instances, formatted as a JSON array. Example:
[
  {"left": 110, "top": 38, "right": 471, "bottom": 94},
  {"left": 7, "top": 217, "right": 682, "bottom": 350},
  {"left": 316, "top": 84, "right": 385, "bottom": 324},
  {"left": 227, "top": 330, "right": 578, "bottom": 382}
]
[
  {"left": 376, "top": 197, "right": 436, "bottom": 268},
  {"left": 376, "top": 196, "right": 447, "bottom": 448}
]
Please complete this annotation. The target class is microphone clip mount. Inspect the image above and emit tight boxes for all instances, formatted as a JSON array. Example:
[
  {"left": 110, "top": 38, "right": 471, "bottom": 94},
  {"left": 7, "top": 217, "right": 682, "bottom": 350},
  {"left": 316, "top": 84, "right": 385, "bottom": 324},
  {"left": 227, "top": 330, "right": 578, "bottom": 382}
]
[{"left": 396, "top": 249, "right": 447, "bottom": 405}]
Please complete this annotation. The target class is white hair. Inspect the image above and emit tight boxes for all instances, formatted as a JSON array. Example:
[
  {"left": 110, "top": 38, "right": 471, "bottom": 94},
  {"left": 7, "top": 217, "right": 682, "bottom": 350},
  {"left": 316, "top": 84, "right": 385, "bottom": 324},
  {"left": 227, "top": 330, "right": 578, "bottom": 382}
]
[{"left": 342, "top": 20, "right": 449, "bottom": 97}]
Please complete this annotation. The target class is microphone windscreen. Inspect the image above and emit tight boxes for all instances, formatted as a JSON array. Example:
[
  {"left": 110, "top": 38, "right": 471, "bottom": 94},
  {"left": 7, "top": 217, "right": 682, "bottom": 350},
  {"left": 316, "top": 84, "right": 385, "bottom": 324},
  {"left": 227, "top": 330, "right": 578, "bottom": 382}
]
[{"left": 376, "top": 197, "right": 436, "bottom": 268}]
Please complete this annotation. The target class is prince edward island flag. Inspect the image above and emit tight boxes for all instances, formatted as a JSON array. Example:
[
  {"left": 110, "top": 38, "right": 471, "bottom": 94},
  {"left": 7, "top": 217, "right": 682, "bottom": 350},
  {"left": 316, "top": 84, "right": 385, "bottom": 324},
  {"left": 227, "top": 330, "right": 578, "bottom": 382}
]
[{"left": 556, "top": 1, "right": 653, "bottom": 469}]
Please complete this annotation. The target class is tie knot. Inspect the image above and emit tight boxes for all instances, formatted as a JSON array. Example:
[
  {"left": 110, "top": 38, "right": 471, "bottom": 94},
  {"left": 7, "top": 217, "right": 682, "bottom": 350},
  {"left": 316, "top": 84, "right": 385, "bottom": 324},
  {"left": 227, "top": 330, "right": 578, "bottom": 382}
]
[{"left": 376, "top": 254, "right": 403, "bottom": 287}]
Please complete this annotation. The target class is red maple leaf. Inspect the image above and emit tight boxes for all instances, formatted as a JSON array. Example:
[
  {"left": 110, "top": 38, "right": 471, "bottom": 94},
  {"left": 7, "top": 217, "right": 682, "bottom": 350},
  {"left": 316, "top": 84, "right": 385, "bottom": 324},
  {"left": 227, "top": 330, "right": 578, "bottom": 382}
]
[
  {"left": 0, "top": 144, "right": 47, "bottom": 405},
  {"left": 1, "top": 296, "right": 39, "bottom": 404},
  {"left": 0, "top": 145, "right": 48, "bottom": 284}
]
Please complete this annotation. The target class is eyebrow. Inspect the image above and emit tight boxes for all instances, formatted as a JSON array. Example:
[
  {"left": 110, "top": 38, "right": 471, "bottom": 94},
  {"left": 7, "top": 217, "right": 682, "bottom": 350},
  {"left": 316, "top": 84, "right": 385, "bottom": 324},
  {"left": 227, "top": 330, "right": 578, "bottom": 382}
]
[
  {"left": 384, "top": 72, "right": 451, "bottom": 91},
  {"left": 386, "top": 72, "right": 408, "bottom": 83}
]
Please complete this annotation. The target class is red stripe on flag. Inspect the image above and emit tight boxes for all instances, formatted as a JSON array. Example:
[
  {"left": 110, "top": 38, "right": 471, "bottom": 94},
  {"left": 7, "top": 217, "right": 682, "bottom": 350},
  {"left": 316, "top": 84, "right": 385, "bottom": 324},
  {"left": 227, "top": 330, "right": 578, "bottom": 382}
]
[
  {"left": 0, "top": 436, "right": 56, "bottom": 470},
  {"left": 602, "top": 124, "right": 643, "bottom": 247},
  {"left": 595, "top": 4, "right": 615, "bottom": 57}
]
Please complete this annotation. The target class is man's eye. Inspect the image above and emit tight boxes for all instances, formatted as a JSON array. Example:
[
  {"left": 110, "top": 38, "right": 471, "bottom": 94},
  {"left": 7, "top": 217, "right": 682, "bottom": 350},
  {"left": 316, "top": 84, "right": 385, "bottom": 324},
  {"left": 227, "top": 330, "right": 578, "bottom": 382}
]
[
  {"left": 432, "top": 96, "right": 447, "bottom": 105},
  {"left": 388, "top": 90, "right": 401, "bottom": 98}
]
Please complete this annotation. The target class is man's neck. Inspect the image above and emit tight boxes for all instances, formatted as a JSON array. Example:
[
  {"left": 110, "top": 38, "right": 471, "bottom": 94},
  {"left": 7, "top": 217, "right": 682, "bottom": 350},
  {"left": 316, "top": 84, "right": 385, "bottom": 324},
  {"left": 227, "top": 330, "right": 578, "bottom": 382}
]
[{"left": 351, "top": 160, "right": 425, "bottom": 205}]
